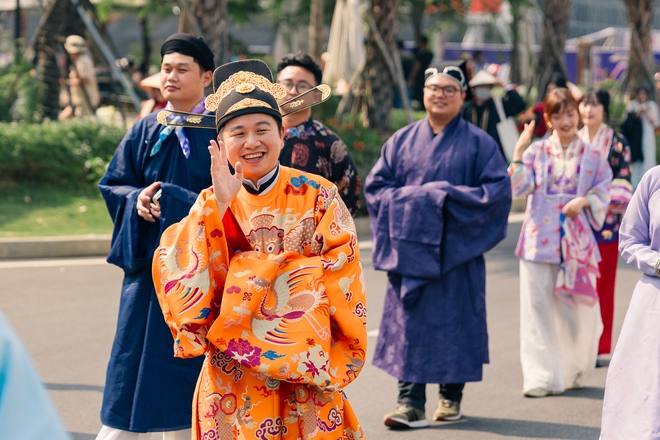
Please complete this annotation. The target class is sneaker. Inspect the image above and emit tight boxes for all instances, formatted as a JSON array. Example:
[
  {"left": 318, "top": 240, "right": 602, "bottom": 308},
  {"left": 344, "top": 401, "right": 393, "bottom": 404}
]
[
  {"left": 383, "top": 405, "right": 429, "bottom": 429},
  {"left": 433, "top": 399, "right": 462, "bottom": 421},
  {"left": 523, "top": 387, "right": 563, "bottom": 397}
]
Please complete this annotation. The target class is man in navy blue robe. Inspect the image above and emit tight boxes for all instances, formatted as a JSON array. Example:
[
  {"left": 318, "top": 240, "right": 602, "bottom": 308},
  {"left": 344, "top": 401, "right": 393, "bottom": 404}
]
[
  {"left": 97, "top": 34, "right": 216, "bottom": 438},
  {"left": 365, "top": 64, "right": 511, "bottom": 429}
]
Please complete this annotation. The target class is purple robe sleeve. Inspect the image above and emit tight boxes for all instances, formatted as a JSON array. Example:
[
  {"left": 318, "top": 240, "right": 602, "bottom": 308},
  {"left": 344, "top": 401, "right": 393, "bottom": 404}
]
[
  {"left": 365, "top": 135, "right": 448, "bottom": 279},
  {"left": 509, "top": 141, "right": 539, "bottom": 197},
  {"left": 365, "top": 128, "right": 511, "bottom": 278},
  {"left": 585, "top": 150, "right": 613, "bottom": 230},
  {"left": 426, "top": 139, "right": 511, "bottom": 275},
  {"left": 619, "top": 171, "right": 660, "bottom": 276}
]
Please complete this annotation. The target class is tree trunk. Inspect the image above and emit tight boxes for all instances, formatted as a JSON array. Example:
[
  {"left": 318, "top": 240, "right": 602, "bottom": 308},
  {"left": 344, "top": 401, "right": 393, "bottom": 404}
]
[
  {"left": 364, "top": 0, "right": 399, "bottom": 134},
  {"left": 532, "top": 0, "right": 570, "bottom": 98},
  {"left": 181, "top": 0, "right": 229, "bottom": 67},
  {"left": 624, "top": 0, "right": 654, "bottom": 96},
  {"left": 409, "top": 0, "right": 425, "bottom": 43},
  {"left": 509, "top": 2, "right": 522, "bottom": 84},
  {"left": 32, "top": 0, "right": 88, "bottom": 119},
  {"left": 139, "top": 14, "right": 151, "bottom": 75},
  {"left": 309, "top": 0, "right": 324, "bottom": 64}
]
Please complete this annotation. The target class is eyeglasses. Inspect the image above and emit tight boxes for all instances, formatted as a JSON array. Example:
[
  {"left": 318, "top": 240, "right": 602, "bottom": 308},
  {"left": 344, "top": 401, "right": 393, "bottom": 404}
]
[
  {"left": 278, "top": 80, "right": 313, "bottom": 94},
  {"left": 424, "top": 84, "right": 459, "bottom": 97}
]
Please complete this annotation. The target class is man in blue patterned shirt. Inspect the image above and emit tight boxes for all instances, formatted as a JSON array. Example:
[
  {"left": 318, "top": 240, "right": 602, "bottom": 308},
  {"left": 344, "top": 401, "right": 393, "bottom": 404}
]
[{"left": 276, "top": 52, "right": 360, "bottom": 216}]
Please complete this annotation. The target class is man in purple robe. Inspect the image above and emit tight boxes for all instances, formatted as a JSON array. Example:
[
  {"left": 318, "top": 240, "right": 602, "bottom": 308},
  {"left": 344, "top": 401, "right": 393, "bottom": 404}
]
[{"left": 365, "top": 64, "right": 511, "bottom": 429}]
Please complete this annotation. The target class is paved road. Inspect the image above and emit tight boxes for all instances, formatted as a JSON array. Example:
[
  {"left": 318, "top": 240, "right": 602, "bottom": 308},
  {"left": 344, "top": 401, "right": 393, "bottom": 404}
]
[{"left": 0, "top": 222, "right": 639, "bottom": 439}]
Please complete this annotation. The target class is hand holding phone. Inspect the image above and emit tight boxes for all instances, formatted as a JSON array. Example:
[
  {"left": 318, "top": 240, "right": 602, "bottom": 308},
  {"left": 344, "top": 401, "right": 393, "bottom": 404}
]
[{"left": 152, "top": 189, "right": 162, "bottom": 204}]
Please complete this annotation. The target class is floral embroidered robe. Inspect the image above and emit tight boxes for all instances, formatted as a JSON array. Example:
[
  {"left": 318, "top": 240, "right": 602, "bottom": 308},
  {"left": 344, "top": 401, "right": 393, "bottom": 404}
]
[
  {"left": 511, "top": 132, "right": 612, "bottom": 264},
  {"left": 577, "top": 124, "right": 633, "bottom": 244},
  {"left": 153, "top": 166, "right": 367, "bottom": 440}
]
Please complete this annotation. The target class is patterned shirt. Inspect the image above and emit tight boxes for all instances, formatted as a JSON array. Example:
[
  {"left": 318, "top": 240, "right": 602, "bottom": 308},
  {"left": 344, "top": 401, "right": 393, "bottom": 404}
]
[{"left": 281, "top": 118, "right": 360, "bottom": 216}]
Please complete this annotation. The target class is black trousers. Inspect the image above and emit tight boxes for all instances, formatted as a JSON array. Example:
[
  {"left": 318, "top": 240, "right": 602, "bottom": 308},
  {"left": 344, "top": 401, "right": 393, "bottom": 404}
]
[{"left": 397, "top": 381, "right": 465, "bottom": 411}]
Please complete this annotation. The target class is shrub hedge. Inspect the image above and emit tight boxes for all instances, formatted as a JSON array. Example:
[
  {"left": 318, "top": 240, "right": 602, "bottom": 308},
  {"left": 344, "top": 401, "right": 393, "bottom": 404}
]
[
  {"left": 0, "top": 100, "right": 423, "bottom": 215},
  {"left": 0, "top": 119, "right": 125, "bottom": 185}
]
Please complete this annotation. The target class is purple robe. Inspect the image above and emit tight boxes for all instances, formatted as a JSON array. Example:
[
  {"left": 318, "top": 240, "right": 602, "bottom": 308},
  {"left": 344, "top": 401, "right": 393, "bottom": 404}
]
[
  {"left": 364, "top": 115, "right": 511, "bottom": 384},
  {"left": 601, "top": 165, "right": 660, "bottom": 438}
]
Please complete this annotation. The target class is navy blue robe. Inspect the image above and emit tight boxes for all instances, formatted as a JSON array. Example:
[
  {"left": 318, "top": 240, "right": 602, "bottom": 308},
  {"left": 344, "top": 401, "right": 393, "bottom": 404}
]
[
  {"left": 98, "top": 111, "right": 215, "bottom": 432},
  {"left": 364, "top": 115, "right": 511, "bottom": 384}
]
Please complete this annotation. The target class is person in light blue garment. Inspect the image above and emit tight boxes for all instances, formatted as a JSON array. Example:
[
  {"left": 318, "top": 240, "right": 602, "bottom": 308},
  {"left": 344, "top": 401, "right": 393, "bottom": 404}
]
[{"left": 0, "top": 310, "right": 70, "bottom": 440}]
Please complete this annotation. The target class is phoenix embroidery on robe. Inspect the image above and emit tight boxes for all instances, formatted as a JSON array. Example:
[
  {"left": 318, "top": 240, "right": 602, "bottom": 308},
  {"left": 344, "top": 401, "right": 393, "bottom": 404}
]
[{"left": 251, "top": 266, "right": 329, "bottom": 345}]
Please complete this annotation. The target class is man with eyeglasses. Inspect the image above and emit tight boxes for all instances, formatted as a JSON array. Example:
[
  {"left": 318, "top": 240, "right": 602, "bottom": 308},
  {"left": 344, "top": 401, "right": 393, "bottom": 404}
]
[
  {"left": 276, "top": 52, "right": 360, "bottom": 215},
  {"left": 365, "top": 63, "right": 511, "bottom": 429}
]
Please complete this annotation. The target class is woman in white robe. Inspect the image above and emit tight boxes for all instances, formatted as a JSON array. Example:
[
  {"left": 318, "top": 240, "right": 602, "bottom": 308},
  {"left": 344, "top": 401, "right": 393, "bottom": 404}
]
[{"left": 600, "top": 166, "right": 660, "bottom": 439}]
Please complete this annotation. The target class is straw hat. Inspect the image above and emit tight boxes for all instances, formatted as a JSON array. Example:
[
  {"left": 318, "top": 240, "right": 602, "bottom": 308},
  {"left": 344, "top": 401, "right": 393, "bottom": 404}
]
[
  {"left": 64, "top": 35, "right": 88, "bottom": 54},
  {"left": 139, "top": 73, "right": 161, "bottom": 91},
  {"left": 469, "top": 70, "right": 498, "bottom": 88}
]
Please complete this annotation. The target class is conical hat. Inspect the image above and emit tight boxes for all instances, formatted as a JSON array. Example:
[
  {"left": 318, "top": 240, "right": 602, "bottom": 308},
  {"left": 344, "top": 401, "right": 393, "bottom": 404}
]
[{"left": 469, "top": 70, "right": 498, "bottom": 87}]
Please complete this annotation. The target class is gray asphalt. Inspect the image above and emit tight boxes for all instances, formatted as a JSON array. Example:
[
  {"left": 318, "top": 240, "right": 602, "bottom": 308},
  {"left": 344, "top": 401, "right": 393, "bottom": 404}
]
[{"left": 0, "top": 221, "right": 638, "bottom": 439}]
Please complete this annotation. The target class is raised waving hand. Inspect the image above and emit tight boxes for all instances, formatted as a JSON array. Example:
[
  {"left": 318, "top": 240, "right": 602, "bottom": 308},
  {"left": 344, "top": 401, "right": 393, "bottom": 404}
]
[{"left": 208, "top": 139, "right": 243, "bottom": 215}]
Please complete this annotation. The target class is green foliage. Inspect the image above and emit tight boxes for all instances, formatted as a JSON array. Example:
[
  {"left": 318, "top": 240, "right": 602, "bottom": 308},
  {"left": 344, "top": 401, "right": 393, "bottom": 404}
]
[
  {"left": 266, "top": 0, "right": 335, "bottom": 37},
  {"left": 0, "top": 55, "right": 44, "bottom": 123},
  {"left": 0, "top": 120, "right": 125, "bottom": 185},
  {"left": 96, "top": 0, "right": 174, "bottom": 24},
  {"left": 228, "top": 0, "right": 266, "bottom": 24},
  {"left": 0, "top": 183, "right": 113, "bottom": 237}
]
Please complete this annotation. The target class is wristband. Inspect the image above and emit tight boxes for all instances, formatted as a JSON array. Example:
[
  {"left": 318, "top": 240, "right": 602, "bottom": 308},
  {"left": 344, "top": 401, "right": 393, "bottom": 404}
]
[{"left": 655, "top": 258, "right": 660, "bottom": 277}]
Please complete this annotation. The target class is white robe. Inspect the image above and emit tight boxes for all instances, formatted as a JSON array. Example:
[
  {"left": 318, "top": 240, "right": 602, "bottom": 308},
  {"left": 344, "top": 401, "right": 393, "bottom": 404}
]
[{"left": 519, "top": 260, "right": 602, "bottom": 393}]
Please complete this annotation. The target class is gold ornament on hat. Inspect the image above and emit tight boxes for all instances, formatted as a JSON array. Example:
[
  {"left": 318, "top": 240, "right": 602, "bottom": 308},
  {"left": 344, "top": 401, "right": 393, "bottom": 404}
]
[
  {"left": 156, "top": 84, "right": 333, "bottom": 129},
  {"left": 224, "top": 98, "right": 274, "bottom": 116},
  {"left": 235, "top": 83, "right": 256, "bottom": 94},
  {"left": 204, "top": 70, "right": 286, "bottom": 111},
  {"left": 204, "top": 94, "right": 222, "bottom": 112}
]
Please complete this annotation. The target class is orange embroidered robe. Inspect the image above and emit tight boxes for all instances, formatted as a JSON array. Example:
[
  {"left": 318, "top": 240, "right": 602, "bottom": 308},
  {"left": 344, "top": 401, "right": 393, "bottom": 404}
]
[{"left": 153, "top": 167, "right": 367, "bottom": 440}]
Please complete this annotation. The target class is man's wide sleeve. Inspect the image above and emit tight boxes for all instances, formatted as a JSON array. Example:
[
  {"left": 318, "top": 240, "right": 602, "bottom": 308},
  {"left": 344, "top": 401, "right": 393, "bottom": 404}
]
[
  {"left": 365, "top": 136, "right": 448, "bottom": 278},
  {"left": 205, "top": 189, "right": 367, "bottom": 391},
  {"left": 154, "top": 187, "right": 367, "bottom": 391},
  {"left": 98, "top": 125, "right": 157, "bottom": 275},
  {"left": 99, "top": 126, "right": 203, "bottom": 275},
  {"left": 152, "top": 190, "right": 231, "bottom": 358},
  {"left": 433, "top": 140, "right": 512, "bottom": 274}
]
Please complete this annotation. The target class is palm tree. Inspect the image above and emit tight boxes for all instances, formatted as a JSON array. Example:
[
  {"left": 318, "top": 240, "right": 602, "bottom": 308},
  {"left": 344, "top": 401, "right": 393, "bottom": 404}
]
[
  {"left": 309, "top": 0, "right": 324, "bottom": 63},
  {"left": 624, "top": 0, "right": 655, "bottom": 96},
  {"left": 180, "top": 0, "right": 229, "bottom": 66},
  {"left": 363, "top": 0, "right": 400, "bottom": 134},
  {"left": 532, "top": 0, "right": 570, "bottom": 98}
]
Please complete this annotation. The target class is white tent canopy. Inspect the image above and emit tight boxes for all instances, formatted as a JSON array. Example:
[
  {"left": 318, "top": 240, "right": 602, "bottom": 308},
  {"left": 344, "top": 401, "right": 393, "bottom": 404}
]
[
  {"left": 322, "top": 0, "right": 365, "bottom": 88},
  {"left": 0, "top": 0, "right": 43, "bottom": 10},
  {"left": 0, "top": 0, "right": 146, "bottom": 11}
]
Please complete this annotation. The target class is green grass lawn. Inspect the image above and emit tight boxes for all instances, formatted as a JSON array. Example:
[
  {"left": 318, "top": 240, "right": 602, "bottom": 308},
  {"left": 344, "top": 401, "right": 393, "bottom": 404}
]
[
  {"left": 0, "top": 184, "right": 113, "bottom": 237},
  {"left": 0, "top": 109, "right": 423, "bottom": 238}
]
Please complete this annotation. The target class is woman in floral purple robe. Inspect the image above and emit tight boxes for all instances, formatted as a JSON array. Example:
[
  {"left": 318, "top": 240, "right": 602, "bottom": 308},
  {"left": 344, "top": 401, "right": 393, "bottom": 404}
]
[{"left": 509, "top": 88, "right": 611, "bottom": 397}]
